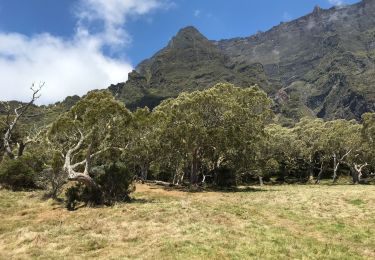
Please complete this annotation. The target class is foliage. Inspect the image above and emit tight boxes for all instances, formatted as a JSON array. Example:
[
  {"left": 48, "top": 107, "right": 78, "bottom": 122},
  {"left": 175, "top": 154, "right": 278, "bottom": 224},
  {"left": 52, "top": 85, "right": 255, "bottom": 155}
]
[
  {"left": 2, "top": 85, "right": 374, "bottom": 207},
  {"left": 154, "top": 83, "right": 273, "bottom": 185},
  {"left": 65, "top": 163, "right": 135, "bottom": 209},
  {"left": 94, "top": 163, "right": 135, "bottom": 203},
  {"left": 38, "top": 151, "right": 66, "bottom": 199},
  {"left": 65, "top": 185, "right": 81, "bottom": 211},
  {"left": 47, "top": 90, "right": 134, "bottom": 204},
  {"left": 0, "top": 157, "right": 37, "bottom": 190}
]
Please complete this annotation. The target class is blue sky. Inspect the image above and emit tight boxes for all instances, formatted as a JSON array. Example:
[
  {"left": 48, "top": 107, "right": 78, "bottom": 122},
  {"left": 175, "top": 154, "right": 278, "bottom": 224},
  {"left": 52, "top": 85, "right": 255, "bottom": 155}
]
[{"left": 0, "top": 0, "right": 360, "bottom": 103}]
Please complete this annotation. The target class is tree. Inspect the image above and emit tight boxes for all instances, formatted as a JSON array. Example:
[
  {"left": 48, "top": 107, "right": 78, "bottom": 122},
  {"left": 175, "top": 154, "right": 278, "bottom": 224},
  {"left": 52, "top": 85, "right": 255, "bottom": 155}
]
[
  {"left": 293, "top": 118, "right": 326, "bottom": 183},
  {"left": 48, "top": 91, "right": 132, "bottom": 189},
  {"left": 123, "top": 107, "right": 163, "bottom": 181},
  {"left": 155, "top": 83, "right": 272, "bottom": 186},
  {"left": 350, "top": 113, "right": 375, "bottom": 184},
  {"left": 361, "top": 113, "right": 375, "bottom": 166},
  {"left": 322, "top": 120, "right": 362, "bottom": 183},
  {"left": 1, "top": 83, "right": 43, "bottom": 159},
  {"left": 265, "top": 124, "right": 301, "bottom": 183}
]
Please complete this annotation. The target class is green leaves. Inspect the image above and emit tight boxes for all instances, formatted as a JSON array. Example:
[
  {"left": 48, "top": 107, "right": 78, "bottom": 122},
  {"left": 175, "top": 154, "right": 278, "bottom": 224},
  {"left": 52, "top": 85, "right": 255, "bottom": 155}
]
[{"left": 154, "top": 83, "right": 273, "bottom": 183}]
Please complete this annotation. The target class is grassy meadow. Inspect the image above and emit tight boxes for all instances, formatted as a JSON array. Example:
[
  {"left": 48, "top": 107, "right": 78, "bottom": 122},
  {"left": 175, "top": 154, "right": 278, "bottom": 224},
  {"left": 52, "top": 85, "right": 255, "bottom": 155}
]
[{"left": 0, "top": 184, "right": 374, "bottom": 259}]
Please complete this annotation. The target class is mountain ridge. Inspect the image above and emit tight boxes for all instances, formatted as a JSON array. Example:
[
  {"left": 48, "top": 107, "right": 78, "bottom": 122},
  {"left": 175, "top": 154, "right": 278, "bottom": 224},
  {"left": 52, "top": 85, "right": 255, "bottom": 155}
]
[
  {"left": 110, "top": 0, "right": 374, "bottom": 122},
  {"left": 2, "top": 1, "right": 374, "bottom": 124}
]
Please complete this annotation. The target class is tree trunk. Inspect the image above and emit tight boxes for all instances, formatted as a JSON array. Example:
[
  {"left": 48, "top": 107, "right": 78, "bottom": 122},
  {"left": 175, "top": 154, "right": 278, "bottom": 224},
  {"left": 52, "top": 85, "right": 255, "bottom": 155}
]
[
  {"left": 140, "top": 163, "right": 148, "bottom": 182},
  {"left": 17, "top": 141, "right": 26, "bottom": 157},
  {"left": 63, "top": 134, "right": 98, "bottom": 189},
  {"left": 190, "top": 161, "right": 197, "bottom": 184},
  {"left": 315, "top": 162, "right": 324, "bottom": 184},
  {"left": 258, "top": 176, "right": 264, "bottom": 186},
  {"left": 190, "top": 149, "right": 199, "bottom": 185},
  {"left": 278, "top": 163, "right": 287, "bottom": 183},
  {"left": 3, "top": 128, "right": 15, "bottom": 159},
  {"left": 172, "top": 172, "right": 178, "bottom": 185},
  {"left": 352, "top": 163, "right": 368, "bottom": 185},
  {"left": 307, "top": 157, "right": 314, "bottom": 183},
  {"left": 351, "top": 167, "right": 360, "bottom": 185},
  {"left": 332, "top": 153, "right": 339, "bottom": 183},
  {"left": 68, "top": 173, "right": 97, "bottom": 188}
]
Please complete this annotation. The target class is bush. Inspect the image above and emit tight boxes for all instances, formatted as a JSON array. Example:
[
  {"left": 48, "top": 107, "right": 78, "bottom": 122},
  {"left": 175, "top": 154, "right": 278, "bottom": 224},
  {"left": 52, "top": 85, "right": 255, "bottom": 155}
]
[
  {"left": 0, "top": 157, "right": 37, "bottom": 190},
  {"left": 65, "top": 163, "right": 135, "bottom": 209},
  {"left": 65, "top": 185, "right": 81, "bottom": 211},
  {"left": 95, "top": 163, "right": 135, "bottom": 203},
  {"left": 37, "top": 152, "right": 66, "bottom": 199},
  {"left": 215, "top": 167, "right": 237, "bottom": 188}
]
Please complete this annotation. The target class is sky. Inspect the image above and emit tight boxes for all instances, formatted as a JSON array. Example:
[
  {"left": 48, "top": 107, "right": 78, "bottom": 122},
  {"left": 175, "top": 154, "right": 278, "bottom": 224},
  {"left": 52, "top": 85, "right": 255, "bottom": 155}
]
[{"left": 0, "top": 0, "right": 360, "bottom": 104}]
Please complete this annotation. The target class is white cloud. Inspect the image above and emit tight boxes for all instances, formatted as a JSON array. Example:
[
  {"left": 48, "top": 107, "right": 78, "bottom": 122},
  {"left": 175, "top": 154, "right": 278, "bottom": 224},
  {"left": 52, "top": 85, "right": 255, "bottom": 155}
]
[
  {"left": 0, "top": 0, "right": 171, "bottom": 104},
  {"left": 0, "top": 32, "right": 132, "bottom": 104},
  {"left": 75, "top": 0, "right": 172, "bottom": 47},
  {"left": 194, "top": 9, "right": 201, "bottom": 17},
  {"left": 328, "top": 0, "right": 344, "bottom": 6}
]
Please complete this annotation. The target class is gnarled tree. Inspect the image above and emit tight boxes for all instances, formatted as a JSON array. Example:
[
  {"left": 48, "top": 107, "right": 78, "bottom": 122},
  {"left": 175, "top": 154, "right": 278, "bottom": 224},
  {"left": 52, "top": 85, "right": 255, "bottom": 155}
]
[
  {"left": 48, "top": 91, "right": 132, "bottom": 189},
  {"left": 1, "top": 83, "right": 43, "bottom": 160}
]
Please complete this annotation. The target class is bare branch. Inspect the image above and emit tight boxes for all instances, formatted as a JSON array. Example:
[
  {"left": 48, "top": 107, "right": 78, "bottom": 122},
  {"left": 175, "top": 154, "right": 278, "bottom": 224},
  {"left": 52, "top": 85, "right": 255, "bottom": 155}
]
[
  {"left": 71, "top": 146, "right": 126, "bottom": 170},
  {"left": 340, "top": 149, "right": 352, "bottom": 162},
  {"left": 2, "top": 83, "right": 43, "bottom": 159}
]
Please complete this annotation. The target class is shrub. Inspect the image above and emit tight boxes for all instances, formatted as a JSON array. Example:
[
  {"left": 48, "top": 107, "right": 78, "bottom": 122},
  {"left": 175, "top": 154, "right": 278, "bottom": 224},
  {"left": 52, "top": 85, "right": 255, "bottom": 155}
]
[
  {"left": 65, "top": 185, "right": 82, "bottom": 211},
  {"left": 95, "top": 163, "right": 135, "bottom": 203},
  {"left": 37, "top": 152, "right": 66, "bottom": 199},
  {"left": 0, "top": 157, "right": 37, "bottom": 190},
  {"left": 65, "top": 163, "right": 135, "bottom": 209},
  {"left": 215, "top": 167, "right": 237, "bottom": 188}
]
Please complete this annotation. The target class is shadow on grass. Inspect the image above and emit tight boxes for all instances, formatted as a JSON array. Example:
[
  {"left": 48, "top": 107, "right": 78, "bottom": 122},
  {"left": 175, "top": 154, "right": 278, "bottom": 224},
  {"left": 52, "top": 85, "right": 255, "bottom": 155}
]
[
  {"left": 129, "top": 198, "right": 155, "bottom": 204},
  {"left": 206, "top": 186, "right": 274, "bottom": 193},
  {"left": 152, "top": 184, "right": 275, "bottom": 193}
]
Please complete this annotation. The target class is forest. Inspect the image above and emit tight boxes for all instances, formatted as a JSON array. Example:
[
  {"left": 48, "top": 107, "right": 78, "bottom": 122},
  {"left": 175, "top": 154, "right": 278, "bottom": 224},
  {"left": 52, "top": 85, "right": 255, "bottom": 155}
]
[{"left": 1, "top": 83, "right": 374, "bottom": 209}]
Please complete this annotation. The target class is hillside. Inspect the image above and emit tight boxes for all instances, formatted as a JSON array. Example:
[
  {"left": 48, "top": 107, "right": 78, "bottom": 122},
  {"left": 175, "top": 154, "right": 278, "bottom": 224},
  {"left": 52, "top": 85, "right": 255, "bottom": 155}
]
[{"left": 111, "top": 0, "right": 375, "bottom": 122}]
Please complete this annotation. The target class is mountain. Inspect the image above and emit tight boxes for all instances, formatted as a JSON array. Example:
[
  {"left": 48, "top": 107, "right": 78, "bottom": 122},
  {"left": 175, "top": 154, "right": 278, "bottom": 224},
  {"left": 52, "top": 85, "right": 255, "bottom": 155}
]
[
  {"left": 111, "top": 0, "right": 375, "bottom": 122},
  {"left": 109, "top": 26, "right": 273, "bottom": 110}
]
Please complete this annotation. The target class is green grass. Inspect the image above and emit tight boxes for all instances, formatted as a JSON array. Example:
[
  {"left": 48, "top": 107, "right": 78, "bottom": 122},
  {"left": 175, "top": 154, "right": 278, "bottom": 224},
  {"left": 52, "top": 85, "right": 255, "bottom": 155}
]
[{"left": 0, "top": 184, "right": 375, "bottom": 259}]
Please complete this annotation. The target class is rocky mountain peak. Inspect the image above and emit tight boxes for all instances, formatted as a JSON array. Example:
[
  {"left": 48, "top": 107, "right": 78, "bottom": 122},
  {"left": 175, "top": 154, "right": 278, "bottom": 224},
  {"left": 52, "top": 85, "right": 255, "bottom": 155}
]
[
  {"left": 167, "top": 26, "right": 210, "bottom": 49},
  {"left": 312, "top": 5, "right": 323, "bottom": 15},
  {"left": 175, "top": 26, "right": 202, "bottom": 37}
]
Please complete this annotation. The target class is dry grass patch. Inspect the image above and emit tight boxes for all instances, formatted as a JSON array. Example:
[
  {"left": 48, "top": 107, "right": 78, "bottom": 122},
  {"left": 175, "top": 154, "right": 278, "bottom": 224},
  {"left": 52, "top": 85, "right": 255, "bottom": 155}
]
[{"left": 0, "top": 184, "right": 375, "bottom": 259}]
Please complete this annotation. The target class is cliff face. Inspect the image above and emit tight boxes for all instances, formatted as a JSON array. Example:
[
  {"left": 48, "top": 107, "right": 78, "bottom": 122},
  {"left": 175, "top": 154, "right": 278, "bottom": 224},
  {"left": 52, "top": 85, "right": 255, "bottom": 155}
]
[
  {"left": 112, "top": 0, "right": 375, "bottom": 121},
  {"left": 110, "top": 26, "right": 271, "bottom": 110},
  {"left": 217, "top": 0, "right": 375, "bottom": 120}
]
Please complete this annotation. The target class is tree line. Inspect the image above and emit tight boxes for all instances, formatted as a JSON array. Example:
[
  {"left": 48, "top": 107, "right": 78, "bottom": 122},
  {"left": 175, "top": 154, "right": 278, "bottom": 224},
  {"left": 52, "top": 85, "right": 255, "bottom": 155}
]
[{"left": 0, "top": 83, "right": 374, "bottom": 208}]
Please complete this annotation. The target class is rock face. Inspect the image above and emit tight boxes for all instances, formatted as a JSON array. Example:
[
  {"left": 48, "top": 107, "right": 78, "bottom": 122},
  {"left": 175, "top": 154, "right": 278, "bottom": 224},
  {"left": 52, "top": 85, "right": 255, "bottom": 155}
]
[
  {"left": 110, "top": 26, "right": 271, "bottom": 110},
  {"left": 112, "top": 0, "right": 375, "bottom": 121}
]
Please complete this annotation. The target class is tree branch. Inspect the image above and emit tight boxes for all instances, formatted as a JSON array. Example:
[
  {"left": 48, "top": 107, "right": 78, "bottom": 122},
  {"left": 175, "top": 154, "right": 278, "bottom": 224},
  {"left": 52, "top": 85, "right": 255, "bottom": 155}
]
[{"left": 2, "top": 83, "right": 43, "bottom": 159}]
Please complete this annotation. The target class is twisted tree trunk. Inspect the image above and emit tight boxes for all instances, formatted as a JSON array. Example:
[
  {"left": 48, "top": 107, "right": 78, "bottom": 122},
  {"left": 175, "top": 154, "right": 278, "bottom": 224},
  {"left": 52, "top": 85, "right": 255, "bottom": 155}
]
[
  {"left": 315, "top": 161, "right": 324, "bottom": 184},
  {"left": 332, "top": 150, "right": 351, "bottom": 184},
  {"left": 63, "top": 131, "right": 97, "bottom": 188},
  {"left": 352, "top": 163, "right": 368, "bottom": 184}
]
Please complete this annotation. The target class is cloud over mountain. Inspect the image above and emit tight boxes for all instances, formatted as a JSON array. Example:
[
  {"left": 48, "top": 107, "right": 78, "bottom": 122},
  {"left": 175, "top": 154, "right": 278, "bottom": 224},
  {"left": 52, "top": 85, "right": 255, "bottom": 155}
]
[{"left": 0, "top": 0, "right": 170, "bottom": 104}]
